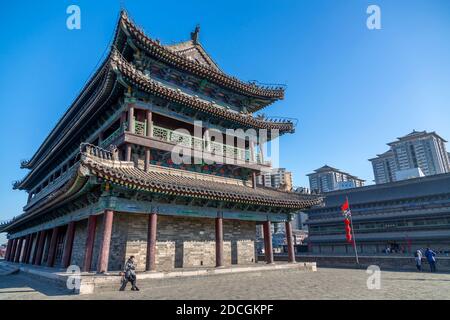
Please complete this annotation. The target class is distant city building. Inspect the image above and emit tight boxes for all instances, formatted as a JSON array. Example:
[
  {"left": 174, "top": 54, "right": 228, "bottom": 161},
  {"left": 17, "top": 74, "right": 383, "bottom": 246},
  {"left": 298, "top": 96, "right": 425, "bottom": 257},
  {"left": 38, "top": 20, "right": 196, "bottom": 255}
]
[
  {"left": 395, "top": 167, "right": 425, "bottom": 181},
  {"left": 307, "top": 165, "right": 365, "bottom": 194},
  {"left": 257, "top": 168, "right": 293, "bottom": 190},
  {"left": 370, "top": 150, "right": 398, "bottom": 184},
  {"left": 370, "top": 130, "right": 450, "bottom": 184},
  {"left": 306, "top": 173, "right": 450, "bottom": 255}
]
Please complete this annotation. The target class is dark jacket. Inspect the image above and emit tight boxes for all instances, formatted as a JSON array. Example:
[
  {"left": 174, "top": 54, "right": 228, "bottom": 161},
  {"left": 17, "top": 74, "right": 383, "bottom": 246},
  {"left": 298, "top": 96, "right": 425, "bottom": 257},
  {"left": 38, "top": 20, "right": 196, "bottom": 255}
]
[
  {"left": 425, "top": 249, "right": 436, "bottom": 263},
  {"left": 124, "top": 259, "right": 137, "bottom": 279}
]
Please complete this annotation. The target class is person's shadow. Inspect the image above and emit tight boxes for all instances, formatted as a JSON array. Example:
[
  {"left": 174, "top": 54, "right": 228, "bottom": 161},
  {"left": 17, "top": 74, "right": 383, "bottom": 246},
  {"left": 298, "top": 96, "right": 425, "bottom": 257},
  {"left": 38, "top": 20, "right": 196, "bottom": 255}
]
[{"left": 0, "top": 267, "right": 75, "bottom": 298}]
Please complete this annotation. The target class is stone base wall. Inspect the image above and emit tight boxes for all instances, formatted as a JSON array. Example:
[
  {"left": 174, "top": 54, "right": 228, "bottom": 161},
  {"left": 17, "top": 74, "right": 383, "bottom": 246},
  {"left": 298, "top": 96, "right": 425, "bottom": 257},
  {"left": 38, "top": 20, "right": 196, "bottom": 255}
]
[
  {"left": 70, "top": 213, "right": 256, "bottom": 272},
  {"left": 266, "top": 254, "right": 450, "bottom": 272},
  {"left": 70, "top": 219, "right": 88, "bottom": 268},
  {"left": 311, "top": 241, "right": 450, "bottom": 255}
]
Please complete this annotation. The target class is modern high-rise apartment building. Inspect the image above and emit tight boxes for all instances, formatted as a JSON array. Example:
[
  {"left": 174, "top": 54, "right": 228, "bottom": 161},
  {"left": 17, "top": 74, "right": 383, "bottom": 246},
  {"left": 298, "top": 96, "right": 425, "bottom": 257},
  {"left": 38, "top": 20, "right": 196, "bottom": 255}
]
[
  {"left": 370, "top": 130, "right": 450, "bottom": 184},
  {"left": 257, "top": 168, "right": 293, "bottom": 190},
  {"left": 307, "top": 165, "right": 365, "bottom": 194}
]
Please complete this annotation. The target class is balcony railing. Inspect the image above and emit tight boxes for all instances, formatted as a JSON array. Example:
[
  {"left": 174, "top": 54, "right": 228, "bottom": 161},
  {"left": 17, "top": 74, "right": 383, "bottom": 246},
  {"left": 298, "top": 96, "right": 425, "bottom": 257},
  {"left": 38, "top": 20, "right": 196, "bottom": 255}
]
[
  {"left": 100, "top": 122, "right": 127, "bottom": 148},
  {"left": 135, "top": 120, "right": 146, "bottom": 136},
  {"left": 152, "top": 125, "right": 260, "bottom": 164},
  {"left": 100, "top": 120, "right": 261, "bottom": 164}
]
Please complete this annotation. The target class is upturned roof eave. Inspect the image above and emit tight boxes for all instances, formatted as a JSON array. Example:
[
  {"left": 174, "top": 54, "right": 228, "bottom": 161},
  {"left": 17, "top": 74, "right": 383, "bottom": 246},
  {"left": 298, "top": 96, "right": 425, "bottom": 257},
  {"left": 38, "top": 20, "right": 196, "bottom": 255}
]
[
  {"left": 20, "top": 10, "right": 285, "bottom": 173},
  {"left": 3, "top": 168, "right": 91, "bottom": 233},
  {"left": 118, "top": 10, "right": 285, "bottom": 101},
  {"left": 16, "top": 10, "right": 292, "bottom": 190},
  {"left": 110, "top": 50, "right": 294, "bottom": 133}
]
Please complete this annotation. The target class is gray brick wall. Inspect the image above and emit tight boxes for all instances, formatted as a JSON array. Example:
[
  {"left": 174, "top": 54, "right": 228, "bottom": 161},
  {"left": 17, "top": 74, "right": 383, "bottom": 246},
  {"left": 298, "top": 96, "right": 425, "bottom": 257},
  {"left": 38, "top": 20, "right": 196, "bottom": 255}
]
[
  {"left": 70, "top": 219, "right": 87, "bottom": 268},
  {"left": 69, "top": 213, "right": 256, "bottom": 272}
]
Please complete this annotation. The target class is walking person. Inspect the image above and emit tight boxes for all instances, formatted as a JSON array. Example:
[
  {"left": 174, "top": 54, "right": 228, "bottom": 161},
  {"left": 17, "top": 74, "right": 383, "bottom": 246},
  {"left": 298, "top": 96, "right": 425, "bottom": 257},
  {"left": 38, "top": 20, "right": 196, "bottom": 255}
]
[
  {"left": 119, "top": 256, "right": 140, "bottom": 291},
  {"left": 414, "top": 249, "right": 422, "bottom": 272},
  {"left": 424, "top": 248, "right": 437, "bottom": 273}
]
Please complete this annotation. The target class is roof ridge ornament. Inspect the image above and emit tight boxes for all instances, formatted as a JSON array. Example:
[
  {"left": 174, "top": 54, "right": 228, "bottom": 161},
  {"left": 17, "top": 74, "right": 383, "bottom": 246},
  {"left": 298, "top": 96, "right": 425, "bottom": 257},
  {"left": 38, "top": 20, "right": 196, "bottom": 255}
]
[{"left": 191, "top": 24, "right": 200, "bottom": 44}]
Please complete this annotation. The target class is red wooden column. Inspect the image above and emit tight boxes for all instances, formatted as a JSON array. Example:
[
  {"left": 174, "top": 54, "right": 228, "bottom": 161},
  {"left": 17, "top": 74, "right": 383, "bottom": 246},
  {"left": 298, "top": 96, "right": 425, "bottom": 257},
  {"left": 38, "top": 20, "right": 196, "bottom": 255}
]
[
  {"left": 34, "top": 231, "right": 46, "bottom": 265},
  {"left": 5, "top": 239, "right": 12, "bottom": 261},
  {"left": 27, "top": 234, "right": 34, "bottom": 262},
  {"left": 146, "top": 110, "right": 152, "bottom": 137},
  {"left": 145, "top": 212, "right": 157, "bottom": 271},
  {"left": 128, "top": 105, "right": 135, "bottom": 134},
  {"left": 26, "top": 234, "right": 34, "bottom": 263},
  {"left": 62, "top": 221, "right": 76, "bottom": 268},
  {"left": 215, "top": 216, "right": 224, "bottom": 268},
  {"left": 23, "top": 234, "right": 31, "bottom": 263},
  {"left": 21, "top": 235, "right": 31, "bottom": 263},
  {"left": 285, "top": 221, "right": 296, "bottom": 263},
  {"left": 14, "top": 238, "right": 24, "bottom": 263},
  {"left": 12, "top": 239, "right": 20, "bottom": 262},
  {"left": 20, "top": 236, "right": 28, "bottom": 263},
  {"left": 8, "top": 239, "right": 17, "bottom": 262},
  {"left": 144, "top": 148, "right": 151, "bottom": 172},
  {"left": 46, "top": 227, "right": 60, "bottom": 267},
  {"left": 11, "top": 239, "right": 18, "bottom": 261},
  {"left": 125, "top": 144, "right": 132, "bottom": 162},
  {"left": 263, "top": 221, "right": 274, "bottom": 264},
  {"left": 97, "top": 210, "right": 114, "bottom": 273},
  {"left": 82, "top": 215, "right": 97, "bottom": 272},
  {"left": 42, "top": 232, "right": 52, "bottom": 264},
  {"left": 29, "top": 233, "right": 38, "bottom": 263}
]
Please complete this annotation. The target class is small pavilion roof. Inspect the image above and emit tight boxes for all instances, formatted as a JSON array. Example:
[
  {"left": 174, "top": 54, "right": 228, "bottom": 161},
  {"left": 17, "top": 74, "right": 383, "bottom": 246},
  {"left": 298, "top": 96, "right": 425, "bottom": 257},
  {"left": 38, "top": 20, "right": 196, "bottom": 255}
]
[
  {"left": 117, "top": 11, "right": 285, "bottom": 102},
  {"left": 110, "top": 50, "right": 294, "bottom": 132},
  {"left": 164, "top": 24, "right": 223, "bottom": 74},
  {"left": 20, "top": 11, "right": 291, "bottom": 175}
]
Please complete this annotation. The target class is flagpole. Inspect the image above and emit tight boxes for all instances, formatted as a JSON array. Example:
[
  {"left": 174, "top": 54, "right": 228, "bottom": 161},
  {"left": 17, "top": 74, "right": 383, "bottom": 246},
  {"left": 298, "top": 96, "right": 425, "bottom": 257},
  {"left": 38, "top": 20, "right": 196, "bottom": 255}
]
[{"left": 347, "top": 197, "right": 359, "bottom": 265}]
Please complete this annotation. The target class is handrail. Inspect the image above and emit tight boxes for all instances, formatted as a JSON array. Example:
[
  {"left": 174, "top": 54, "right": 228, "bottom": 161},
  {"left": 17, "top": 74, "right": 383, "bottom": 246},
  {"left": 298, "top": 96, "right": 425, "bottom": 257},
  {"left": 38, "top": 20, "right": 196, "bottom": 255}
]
[
  {"left": 152, "top": 125, "right": 260, "bottom": 163},
  {"left": 100, "top": 122, "right": 127, "bottom": 148},
  {"left": 100, "top": 120, "right": 262, "bottom": 164},
  {"left": 80, "top": 143, "right": 115, "bottom": 161}
]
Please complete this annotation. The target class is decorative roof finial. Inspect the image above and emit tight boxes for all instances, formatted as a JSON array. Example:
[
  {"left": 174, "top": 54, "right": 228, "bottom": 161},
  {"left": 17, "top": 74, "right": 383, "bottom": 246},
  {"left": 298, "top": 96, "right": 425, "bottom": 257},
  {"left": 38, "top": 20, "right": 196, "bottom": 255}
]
[{"left": 191, "top": 24, "right": 200, "bottom": 44}]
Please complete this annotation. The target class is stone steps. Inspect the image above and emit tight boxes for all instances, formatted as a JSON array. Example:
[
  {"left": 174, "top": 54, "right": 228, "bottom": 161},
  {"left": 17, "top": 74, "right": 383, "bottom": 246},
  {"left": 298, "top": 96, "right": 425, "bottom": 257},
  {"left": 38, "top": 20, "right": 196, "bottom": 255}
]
[
  {"left": 4, "top": 261, "right": 317, "bottom": 294},
  {"left": 0, "top": 262, "right": 20, "bottom": 276}
]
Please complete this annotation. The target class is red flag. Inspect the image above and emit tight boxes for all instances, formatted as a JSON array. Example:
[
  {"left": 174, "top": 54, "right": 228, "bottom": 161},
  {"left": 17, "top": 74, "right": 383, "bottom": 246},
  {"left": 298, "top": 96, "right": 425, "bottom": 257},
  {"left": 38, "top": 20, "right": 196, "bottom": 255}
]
[
  {"left": 341, "top": 198, "right": 349, "bottom": 212},
  {"left": 344, "top": 218, "right": 352, "bottom": 243}
]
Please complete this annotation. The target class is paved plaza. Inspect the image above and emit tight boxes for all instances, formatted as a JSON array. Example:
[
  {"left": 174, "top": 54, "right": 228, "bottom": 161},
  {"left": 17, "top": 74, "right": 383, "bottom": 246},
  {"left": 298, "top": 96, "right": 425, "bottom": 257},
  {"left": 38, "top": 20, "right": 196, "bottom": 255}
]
[{"left": 0, "top": 267, "right": 449, "bottom": 300}]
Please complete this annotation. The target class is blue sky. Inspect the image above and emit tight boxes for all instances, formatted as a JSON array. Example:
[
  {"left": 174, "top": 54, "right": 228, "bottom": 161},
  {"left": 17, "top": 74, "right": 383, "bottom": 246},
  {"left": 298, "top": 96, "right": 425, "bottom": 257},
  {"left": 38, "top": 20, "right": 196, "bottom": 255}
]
[{"left": 1, "top": 0, "right": 450, "bottom": 240}]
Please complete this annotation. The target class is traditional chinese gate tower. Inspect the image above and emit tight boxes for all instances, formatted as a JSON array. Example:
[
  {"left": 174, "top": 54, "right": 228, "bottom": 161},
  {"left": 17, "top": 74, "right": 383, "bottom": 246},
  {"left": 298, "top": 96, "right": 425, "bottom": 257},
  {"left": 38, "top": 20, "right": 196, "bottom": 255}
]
[{"left": 1, "top": 12, "right": 321, "bottom": 272}]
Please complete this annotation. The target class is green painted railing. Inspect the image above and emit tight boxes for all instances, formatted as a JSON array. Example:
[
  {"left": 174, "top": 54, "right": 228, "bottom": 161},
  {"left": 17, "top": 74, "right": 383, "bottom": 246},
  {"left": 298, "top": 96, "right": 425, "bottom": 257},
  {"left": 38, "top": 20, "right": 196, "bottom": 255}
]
[
  {"left": 135, "top": 120, "right": 146, "bottom": 136},
  {"left": 153, "top": 125, "right": 259, "bottom": 163},
  {"left": 100, "top": 122, "right": 127, "bottom": 148},
  {"left": 101, "top": 120, "right": 261, "bottom": 164}
]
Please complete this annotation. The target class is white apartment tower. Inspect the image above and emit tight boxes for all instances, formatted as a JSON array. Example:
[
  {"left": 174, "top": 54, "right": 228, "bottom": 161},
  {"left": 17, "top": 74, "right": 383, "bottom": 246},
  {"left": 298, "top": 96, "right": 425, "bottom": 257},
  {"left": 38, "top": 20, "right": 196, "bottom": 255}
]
[
  {"left": 307, "top": 165, "right": 365, "bottom": 194},
  {"left": 257, "top": 168, "right": 293, "bottom": 190},
  {"left": 370, "top": 130, "right": 450, "bottom": 184}
]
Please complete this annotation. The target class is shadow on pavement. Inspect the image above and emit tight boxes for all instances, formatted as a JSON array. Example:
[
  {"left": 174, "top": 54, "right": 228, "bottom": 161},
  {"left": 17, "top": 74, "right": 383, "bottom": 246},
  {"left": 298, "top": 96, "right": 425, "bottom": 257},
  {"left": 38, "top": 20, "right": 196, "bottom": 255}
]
[{"left": 0, "top": 272, "right": 74, "bottom": 298}]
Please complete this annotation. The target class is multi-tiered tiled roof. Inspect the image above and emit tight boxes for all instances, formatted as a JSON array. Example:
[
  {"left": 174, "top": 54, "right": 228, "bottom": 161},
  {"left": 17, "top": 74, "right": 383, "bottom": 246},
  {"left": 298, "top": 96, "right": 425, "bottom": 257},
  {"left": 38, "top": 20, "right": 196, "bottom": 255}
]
[
  {"left": 20, "top": 10, "right": 293, "bottom": 176},
  {"left": 3, "top": 11, "right": 319, "bottom": 234},
  {"left": 117, "top": 11, "right": 286, "bottom": 102},
  {"left": 2, "top": 145, "right": 322, "bottom": 233}
]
